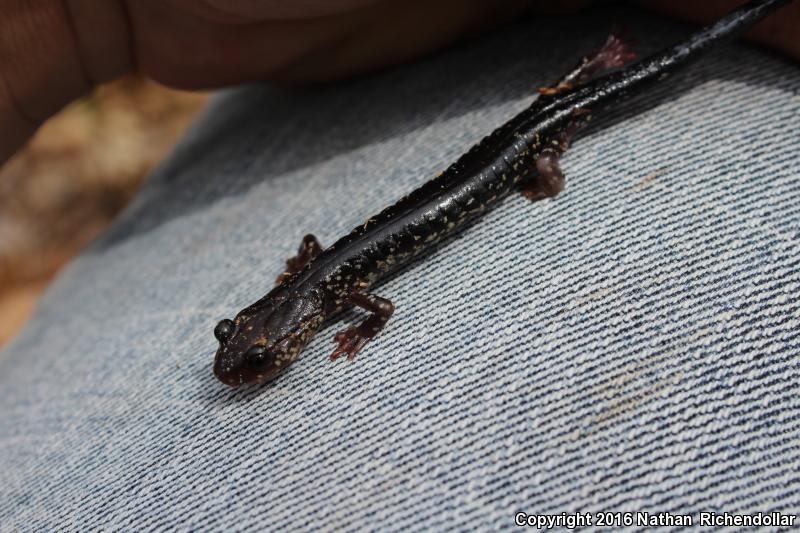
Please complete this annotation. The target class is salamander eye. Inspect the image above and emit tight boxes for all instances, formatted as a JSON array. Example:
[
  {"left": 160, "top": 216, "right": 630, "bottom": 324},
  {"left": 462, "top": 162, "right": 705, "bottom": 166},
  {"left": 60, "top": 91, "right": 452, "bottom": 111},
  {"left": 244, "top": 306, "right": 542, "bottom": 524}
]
[
  {"left": 214, "top": 319, "right": 235, "bottom": 342},
  {"left": 246, "top": 345, "right": 274, "bottom": 369}
]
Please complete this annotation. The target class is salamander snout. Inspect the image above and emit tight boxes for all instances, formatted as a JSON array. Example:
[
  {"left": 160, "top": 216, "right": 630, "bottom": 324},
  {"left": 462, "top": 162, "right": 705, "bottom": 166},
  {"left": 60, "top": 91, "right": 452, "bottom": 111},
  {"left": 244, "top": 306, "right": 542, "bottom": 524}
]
[
  {"left": 213, "top": 290, "right": 326, "bottom": 387},
  {"left": 214, "top": 364, "right": 241, "bottom": 387},
  {"left": 212, "top": 312, "right": 306, "bottom": 387},
  {"left": 213, "top": 334, "right": 288, "bottom": 387}
]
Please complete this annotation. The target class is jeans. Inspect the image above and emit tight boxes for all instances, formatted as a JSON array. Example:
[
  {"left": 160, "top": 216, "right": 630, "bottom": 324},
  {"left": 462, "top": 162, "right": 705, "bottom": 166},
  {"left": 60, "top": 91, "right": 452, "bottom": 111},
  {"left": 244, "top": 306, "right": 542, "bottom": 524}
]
[{"left": 1, "top": 5, "right": 798, "bottom": 531}]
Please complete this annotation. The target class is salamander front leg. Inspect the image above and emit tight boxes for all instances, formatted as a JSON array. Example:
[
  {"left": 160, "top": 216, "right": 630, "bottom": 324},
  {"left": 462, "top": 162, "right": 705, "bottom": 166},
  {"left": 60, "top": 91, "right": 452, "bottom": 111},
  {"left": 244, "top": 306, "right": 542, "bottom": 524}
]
[
  {"left": 276, "top": 234, "right": 324, "bottom": 284},
  {"left": 330, "top": 292, "right": 394, "bottom": 361}
]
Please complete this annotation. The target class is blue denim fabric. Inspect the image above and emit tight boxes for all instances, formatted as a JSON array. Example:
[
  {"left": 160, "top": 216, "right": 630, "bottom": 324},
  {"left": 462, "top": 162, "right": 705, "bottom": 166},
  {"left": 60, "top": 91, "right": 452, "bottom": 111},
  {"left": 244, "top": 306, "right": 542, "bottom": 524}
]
[{"left": 1, "top": 5, "right": 798, "bottom": 531}]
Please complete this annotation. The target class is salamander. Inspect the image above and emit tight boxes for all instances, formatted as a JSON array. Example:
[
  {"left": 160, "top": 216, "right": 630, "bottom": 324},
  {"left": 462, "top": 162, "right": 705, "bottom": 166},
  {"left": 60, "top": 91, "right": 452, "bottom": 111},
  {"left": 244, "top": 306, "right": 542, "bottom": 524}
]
[{"left": 213, "top": 0, "right": 793, "bottom": 387}]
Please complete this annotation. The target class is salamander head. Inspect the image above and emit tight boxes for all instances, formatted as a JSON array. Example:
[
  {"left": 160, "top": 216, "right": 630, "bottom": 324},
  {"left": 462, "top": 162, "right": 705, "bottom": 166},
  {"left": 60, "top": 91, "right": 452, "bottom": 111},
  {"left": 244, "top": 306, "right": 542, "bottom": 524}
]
[{"left": 213, "top": 290, "right": 324, "bottom": 387}]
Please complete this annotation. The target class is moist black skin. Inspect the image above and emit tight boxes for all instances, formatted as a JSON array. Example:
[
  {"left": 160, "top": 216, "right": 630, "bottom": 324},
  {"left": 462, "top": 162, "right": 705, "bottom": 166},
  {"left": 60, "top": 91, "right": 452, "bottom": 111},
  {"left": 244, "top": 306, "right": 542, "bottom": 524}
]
[{"left": 213, "top": 0, "right": 794, "bottom": 387}]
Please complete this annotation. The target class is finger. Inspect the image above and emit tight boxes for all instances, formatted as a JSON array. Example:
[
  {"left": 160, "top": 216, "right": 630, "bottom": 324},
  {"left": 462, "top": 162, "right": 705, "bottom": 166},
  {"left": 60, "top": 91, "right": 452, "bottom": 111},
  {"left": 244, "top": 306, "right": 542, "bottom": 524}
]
[
  {"left": 269, "top": 0, "right": 534, "bottom": 83},
  {"left": 129, "top": 0, "right": 534, "bottom": 87},
  {"left": 167, "top": 0, "right": 388, "bottom": 21}
]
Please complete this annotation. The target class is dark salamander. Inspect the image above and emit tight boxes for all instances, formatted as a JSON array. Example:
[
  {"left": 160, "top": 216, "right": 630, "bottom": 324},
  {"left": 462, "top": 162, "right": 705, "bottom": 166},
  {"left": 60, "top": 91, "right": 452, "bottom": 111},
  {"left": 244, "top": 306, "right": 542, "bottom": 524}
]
[{"left": 213, "top": 0, "right": 793, "bottom": 387}]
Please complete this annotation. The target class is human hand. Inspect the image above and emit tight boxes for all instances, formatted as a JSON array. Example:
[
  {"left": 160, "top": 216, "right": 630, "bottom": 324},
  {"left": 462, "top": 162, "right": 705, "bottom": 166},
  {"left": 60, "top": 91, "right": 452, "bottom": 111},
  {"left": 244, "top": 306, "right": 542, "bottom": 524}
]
[
  {"left": 1, "top": 0, "right": 797, "bottom": 167},
  {"left": 0, "top": 0, "right": 534, "bottom": 165}
]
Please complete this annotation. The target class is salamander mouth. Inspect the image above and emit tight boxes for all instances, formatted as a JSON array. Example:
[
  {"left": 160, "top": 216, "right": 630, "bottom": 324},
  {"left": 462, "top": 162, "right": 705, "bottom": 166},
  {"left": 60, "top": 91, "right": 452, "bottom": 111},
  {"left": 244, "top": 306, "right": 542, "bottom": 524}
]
[
  {"left": 213, "top": 357, "right": 286, "bottom": 387},
  {"left": 239, "top": 364, "right": 290, "bottom": 386},
  {"left": 216, "top": 371, "right": 243, "bottom": 387}
]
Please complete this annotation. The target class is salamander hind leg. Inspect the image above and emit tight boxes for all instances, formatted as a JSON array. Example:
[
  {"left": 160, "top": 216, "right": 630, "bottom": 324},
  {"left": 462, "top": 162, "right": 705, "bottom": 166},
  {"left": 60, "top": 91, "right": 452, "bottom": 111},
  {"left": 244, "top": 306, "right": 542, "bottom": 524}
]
[
  {"left": 520, "top": 113, "right": 587, "bottom": 202},
  {"left": 522, "top": 86, "right": 598, "bottom": 201},
  {"left": 330, "top": 291, "right": 394, "bottom": 361},
  {"left": 521, "top": 149, "right": 565, "bottom": 201},
  {"left": 276, "top": 234, "right": 324, "bottom": 284},
  {"left": 538, "top": 32, "right": 636, "bottom": 96}
]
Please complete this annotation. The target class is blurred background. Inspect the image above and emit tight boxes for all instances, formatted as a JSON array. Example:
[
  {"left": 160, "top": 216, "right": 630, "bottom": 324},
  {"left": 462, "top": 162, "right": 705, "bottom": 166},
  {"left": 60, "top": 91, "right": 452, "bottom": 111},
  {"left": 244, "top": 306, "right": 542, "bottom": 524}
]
[{"left": 0, "top": 77, "right": 208, "bottom": 346}]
